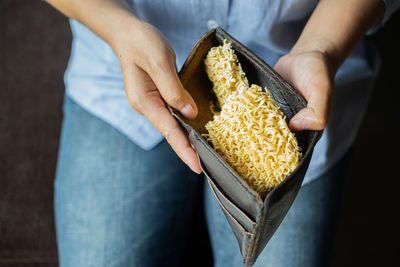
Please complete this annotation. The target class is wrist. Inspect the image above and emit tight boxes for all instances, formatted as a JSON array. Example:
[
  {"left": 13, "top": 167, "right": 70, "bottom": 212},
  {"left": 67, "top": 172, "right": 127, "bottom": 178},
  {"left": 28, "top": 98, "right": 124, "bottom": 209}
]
[
  {"left": 68, "top": 0, "right": 142, "bottom": 53},
  {"left": 290, "top": 37, "right": 341, "bottom": 75},
  {"left": 290, "top": 0, "right": 384, "bottom": 76},
  {"left": 107, "top": 11, "right": 142, "bottom": 52}
]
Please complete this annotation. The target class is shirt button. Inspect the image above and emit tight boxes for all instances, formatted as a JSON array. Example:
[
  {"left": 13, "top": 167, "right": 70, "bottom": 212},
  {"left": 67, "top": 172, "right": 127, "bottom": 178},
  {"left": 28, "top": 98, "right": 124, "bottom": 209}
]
[{"left": 206, "top": 19, "right": 219, "bottom": 30}]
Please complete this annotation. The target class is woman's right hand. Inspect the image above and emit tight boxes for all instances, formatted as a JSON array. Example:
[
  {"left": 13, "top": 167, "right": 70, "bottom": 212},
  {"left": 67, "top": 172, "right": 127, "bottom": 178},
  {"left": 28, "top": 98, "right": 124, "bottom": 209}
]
[
  {"left": 111, "top": 20, "right": 202, "bottom": 174},
  {"left": 46, "top": 0, "right": 201, "bottom": 173}
]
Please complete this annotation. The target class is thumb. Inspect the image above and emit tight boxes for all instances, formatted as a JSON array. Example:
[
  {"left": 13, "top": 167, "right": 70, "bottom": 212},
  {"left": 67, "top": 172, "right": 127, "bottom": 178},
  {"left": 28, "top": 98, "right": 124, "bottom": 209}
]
[{"left": 289, "top": 84, "right": 332, "bottom": 131}]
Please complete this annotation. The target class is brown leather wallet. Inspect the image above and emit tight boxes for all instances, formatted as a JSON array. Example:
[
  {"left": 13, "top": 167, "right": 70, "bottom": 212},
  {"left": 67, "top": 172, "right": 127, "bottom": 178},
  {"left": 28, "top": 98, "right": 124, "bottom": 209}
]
[{"left": 169, "top": 27, "right": 321, "bottom": 266}]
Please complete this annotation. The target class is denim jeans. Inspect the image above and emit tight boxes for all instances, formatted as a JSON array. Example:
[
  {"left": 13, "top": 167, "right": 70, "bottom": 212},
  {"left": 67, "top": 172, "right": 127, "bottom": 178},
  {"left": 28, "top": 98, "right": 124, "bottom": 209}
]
[{"left": 55, "top": 96, "right": 348, "bottom": 267}]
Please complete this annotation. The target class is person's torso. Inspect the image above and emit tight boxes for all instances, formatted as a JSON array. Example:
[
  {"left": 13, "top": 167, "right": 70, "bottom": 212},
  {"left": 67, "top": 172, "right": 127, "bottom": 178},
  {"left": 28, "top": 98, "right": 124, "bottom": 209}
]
[{"left": 64, "top": 0, "right": 380, "bottom": 183}]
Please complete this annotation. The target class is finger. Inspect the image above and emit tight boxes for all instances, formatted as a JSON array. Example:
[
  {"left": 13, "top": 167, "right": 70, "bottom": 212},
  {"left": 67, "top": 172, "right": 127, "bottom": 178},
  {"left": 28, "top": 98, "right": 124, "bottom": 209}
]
[
  {"left": 127, "top": 66, "right": 202, "bottom": 174},
  {"left": 289, "top": 84, "right": 332, "bottom": 131},
  {"left": 145, "top": 96, "right": 202, "bottom": 174},
  {"left": 144, "top": 54, "right": 198, "bottom": 120}
]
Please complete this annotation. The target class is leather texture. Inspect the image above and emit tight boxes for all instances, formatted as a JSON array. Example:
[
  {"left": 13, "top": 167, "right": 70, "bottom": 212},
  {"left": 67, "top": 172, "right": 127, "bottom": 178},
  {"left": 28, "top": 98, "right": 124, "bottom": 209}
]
[{"left": 169, "top": 27, "right": 321, "bottom": 266}]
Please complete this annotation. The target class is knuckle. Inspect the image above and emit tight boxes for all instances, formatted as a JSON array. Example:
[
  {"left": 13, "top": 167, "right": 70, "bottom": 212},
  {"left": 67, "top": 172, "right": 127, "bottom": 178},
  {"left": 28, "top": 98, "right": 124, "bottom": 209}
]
[
  {"left": 165, "top": 91, "right": 185, "bottom": 107},
  {"left": 315, "top": 116, "right": 328, "bottom": 129},
  {"left": 147, "top": 51, "right": 174, "bottom": 72},
  {"left": 127, "top": 95, "right": 142, "bottom": 113},
  {"left": 160, "top": 124, "right": 180, "bottom": 142},
  {"left": 167, "top": 47, "right": 176, "bottom": 61}
]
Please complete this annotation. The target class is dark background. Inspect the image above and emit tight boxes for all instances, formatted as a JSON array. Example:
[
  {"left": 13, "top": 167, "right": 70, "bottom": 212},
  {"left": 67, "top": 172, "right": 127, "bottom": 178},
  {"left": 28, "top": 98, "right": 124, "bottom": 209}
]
[{"left": 0, "top": 0, "right": 399, "bottom": 266}]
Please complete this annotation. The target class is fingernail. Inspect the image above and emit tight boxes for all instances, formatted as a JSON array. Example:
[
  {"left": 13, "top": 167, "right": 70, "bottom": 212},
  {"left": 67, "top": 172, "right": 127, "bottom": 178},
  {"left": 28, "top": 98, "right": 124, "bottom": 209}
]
[
  {"left": 183, "top": 148, "right": 202, "bottom": 174},
  {"left": 189, "top": 164, "right": 202, "bottom": 174},
  {"left": 298, "top": 119, "right": 308, "bottom": 129},
  {"left": 180, "top": 104, "right": 195, "bottom": 119},
  {"left": 291, "top": 118, "right": 308, "bottom": 130}
]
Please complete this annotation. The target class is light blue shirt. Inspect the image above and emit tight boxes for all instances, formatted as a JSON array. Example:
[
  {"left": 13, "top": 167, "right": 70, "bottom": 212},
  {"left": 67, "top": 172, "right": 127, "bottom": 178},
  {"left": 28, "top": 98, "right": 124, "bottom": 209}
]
[{"left": 64, "top": 0, "right": 399, "bottom": 185}]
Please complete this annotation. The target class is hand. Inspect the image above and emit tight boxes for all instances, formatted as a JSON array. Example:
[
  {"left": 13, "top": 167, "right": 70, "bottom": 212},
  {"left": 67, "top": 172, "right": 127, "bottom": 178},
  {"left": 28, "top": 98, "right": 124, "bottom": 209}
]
[
  {"left": 112, "top": 20, "right": 202, "bottom": 174},
  {"left": 274, "top": 50, "right": 335, "bottom": 131},
  {"left": 273, "top": 0, "right": 384, "bottom": 132}
]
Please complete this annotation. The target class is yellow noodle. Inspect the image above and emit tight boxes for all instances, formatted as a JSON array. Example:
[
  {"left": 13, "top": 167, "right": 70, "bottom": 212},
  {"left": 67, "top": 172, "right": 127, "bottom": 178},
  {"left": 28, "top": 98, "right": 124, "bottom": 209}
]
[{"left": 203, "top": 40, "right": 302, "bottom": 197}]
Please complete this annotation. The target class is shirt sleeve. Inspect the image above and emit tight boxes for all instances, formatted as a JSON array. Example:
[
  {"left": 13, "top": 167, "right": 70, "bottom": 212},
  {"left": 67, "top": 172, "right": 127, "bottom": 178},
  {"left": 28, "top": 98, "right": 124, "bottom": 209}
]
[{"left": 368, "top": 0, "right": 400, "bottom": 34}]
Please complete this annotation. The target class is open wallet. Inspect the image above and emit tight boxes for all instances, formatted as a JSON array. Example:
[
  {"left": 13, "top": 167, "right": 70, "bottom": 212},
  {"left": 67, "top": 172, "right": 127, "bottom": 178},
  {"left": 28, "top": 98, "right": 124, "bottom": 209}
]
[{"left": 168, "top": 27, "right": 321, "bottom": 266}]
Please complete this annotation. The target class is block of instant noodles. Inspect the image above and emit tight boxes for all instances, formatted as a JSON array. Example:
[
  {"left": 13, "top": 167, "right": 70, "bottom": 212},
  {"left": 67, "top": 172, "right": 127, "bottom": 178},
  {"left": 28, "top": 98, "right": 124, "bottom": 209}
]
[
  {"left": 203, "top": 39, "right": 302, "bottom": 198},
  {"left": 168, "top": 27, "right": 321, "bottom": 266}
]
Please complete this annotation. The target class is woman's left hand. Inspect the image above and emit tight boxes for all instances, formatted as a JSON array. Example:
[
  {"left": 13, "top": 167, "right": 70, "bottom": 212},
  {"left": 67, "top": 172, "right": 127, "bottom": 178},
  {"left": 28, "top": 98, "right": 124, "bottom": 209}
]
[
  {"left": 274, "top": 50, "right": 335, "bottom": 131},
  {"left": 274, "top": 0, "right": 384, "bottom": 132}
]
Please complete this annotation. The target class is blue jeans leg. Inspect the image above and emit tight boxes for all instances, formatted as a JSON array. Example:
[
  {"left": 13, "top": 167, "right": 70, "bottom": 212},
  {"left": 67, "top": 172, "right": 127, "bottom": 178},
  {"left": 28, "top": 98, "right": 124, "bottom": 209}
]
[
  {"left": 205, "top": 153, "right": 350, "bottom": 267},
  {"left": 54, "top": 96, "right": 202, "bottom": 267}
]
